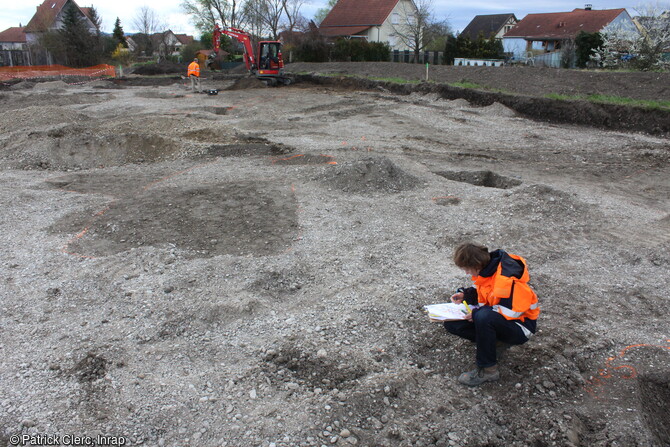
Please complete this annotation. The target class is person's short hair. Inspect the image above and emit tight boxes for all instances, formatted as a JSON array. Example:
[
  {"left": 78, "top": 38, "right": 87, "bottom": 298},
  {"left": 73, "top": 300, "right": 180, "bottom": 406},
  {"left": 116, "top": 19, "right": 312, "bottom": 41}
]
[{"left": 453, "top": 242, "right": 490, "bottom": 270}]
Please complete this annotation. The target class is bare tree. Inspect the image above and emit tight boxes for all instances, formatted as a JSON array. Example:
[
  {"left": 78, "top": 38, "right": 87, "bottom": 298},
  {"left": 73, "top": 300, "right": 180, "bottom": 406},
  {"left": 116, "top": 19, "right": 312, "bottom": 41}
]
[
  {"left": 131, "top": 6, "right": 164, "bottom": 56},
  {"left": 390, "top": 0, "right": 437, "bottom": 58},
  {"left": 282, "top": 0, "right": 306, "bottom": 33},
  {"left": 133, "top": 6, "right": 161, "bottom": 35},
  {"left": 182, "top": 0, "right": 248, "bottom": 32},
  {"left": 243, "top": 0, "right": 284, "bottom": 39}
]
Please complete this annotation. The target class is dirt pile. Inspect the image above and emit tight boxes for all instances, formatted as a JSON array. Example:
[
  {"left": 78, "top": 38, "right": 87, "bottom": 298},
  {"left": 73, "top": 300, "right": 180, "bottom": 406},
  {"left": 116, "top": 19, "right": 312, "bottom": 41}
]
[
  {"left": 132, "top": 61, "right": 186, "bottom": 75},
  {"left": 226, "top": 76, "right": 268, "bottom": 90},
  {"left": 0, "top": 123, "right": 182, "bottom": 170},
  {"left": 323, "top": 156, "right": 421, "bottom": 194}
]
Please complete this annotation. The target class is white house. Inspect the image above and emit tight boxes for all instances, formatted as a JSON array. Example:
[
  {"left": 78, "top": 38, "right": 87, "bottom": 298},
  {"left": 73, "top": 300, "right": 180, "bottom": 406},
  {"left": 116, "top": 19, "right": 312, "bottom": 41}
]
[
  {"left": 23, "top": 0, "right": 97, "bottom": 64},
  {"left": 503, "top": 7, "right": 637, "bottom": 61},
  {"left": 319, "top": 0, "right": 420, "bottom": 51},
  {"left": 24, "top": 0, "right": 97, "bottom": 45}
]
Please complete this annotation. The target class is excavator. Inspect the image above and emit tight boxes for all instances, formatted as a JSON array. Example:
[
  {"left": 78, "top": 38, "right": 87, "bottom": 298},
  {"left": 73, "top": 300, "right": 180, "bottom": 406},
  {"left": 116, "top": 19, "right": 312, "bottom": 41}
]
[{"left": 212, "top": 24, "right": 291, "bottom": 86}]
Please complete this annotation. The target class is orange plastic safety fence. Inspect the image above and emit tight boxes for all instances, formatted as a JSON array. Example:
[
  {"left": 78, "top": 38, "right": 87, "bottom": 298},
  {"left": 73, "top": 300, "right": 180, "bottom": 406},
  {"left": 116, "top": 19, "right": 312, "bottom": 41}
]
[{"left": 0, "top": 64, "right": 116, "bottom": 81}]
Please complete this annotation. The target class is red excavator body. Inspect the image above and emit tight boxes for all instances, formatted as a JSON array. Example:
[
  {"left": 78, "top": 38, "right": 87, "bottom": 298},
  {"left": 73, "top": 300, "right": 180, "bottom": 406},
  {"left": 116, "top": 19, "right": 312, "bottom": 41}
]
[{"left": 213, "top": 25, "right": 290, "bottom": 86}]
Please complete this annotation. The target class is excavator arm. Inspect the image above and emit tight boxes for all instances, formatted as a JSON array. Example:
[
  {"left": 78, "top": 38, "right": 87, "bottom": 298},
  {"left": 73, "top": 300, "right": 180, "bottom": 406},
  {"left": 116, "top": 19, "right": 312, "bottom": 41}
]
[
  {"left": 212, "top": 24, "right": 289, "bottom": 86},
  {"left": 213, "top": 25, "right": 257, "bottom": 72}
]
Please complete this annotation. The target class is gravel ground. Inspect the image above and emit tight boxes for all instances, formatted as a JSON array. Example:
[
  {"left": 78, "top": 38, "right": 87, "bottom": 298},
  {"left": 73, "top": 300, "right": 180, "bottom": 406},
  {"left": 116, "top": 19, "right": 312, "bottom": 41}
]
[{"left": 0, "top": 71, "right": 669, "bottom": 447}]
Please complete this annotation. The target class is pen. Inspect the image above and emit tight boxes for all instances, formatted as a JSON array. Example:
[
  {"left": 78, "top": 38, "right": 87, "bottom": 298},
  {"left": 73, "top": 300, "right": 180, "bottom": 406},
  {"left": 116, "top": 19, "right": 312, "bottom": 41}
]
[{"left": 463, "top": 301, "right": 471, "bottom": 314}]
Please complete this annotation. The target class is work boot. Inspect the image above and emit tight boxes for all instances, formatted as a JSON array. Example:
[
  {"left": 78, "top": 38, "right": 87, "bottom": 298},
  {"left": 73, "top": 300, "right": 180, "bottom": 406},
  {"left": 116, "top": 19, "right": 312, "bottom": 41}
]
[{"left": 458, "top": 365, "right": 500, "bottom": 386}]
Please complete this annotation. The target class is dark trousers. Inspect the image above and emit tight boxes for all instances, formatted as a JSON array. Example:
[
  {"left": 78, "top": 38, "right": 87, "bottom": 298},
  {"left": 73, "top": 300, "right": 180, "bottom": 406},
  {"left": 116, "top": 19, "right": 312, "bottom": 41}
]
[{"left": 443, "top": 306, "right": 530, "bottom": 368}]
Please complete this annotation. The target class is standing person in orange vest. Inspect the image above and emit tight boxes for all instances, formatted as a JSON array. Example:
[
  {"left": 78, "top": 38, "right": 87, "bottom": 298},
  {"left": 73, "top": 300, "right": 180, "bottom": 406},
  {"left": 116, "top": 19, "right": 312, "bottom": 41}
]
[
  {"left": 187, "top": 58, "right": 201, "bottom": 93},
  {"left": 444, "top": 242, "right": 540, "bottom": 386}
]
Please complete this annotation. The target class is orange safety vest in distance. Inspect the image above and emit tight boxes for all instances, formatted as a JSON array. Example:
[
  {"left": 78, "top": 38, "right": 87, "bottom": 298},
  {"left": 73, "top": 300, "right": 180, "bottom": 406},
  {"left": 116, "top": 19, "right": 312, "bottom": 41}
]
[
  {"left": 473, "top": 251, "right": 540, "bottom": 322},
  {"left": 187, "top": 61, "right": 200, "bottom": 77}
]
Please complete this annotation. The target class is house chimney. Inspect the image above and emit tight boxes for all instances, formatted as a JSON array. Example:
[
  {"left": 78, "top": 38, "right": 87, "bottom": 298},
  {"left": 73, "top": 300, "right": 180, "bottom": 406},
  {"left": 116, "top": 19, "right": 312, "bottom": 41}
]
[{"left": 585, "top": 4, "right": 592, "bottom": 10}]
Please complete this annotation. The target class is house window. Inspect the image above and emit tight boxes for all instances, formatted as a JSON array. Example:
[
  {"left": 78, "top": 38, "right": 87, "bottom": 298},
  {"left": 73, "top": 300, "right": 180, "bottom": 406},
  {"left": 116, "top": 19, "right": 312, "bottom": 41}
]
[
  {"left": 389, "top": 34, "right": 397, "bottom": 47},
  {"left": 407, "top": 15, "right": 415, "bottom": 25},
  {"left": 392, "top": 13, "right": 399, "bottom": 25}
]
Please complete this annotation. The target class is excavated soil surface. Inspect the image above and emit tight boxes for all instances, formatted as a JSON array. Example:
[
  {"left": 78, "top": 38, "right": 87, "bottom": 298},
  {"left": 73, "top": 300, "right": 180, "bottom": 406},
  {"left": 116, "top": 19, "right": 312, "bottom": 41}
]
[
  {"left": 296, "top": 67, "right": 670, "bottom": 136},
  {"left": 0, "top": 67, "right": 669, "bottom": 447},
  {"left": 287, "top": 62, "right": 670, "bottom": 101}
]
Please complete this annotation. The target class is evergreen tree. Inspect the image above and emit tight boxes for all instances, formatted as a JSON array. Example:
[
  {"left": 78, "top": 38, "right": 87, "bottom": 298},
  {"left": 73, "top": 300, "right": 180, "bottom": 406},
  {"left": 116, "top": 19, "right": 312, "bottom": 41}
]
[
  {"left": 87, "top": 6, "right": 103, "bottom": 58},
  {"left": 480, "top": 34, "right": 503, "bottom": 59},
  {"left": 88, "top": 6, "right": 102, "bottom": 36},
  {"left": 575, "top": 31, "right": 603, "bottom": 68},
  {"left": 455, "top": 33, "right": 472, "bottom": 61},
  {"left": 443, "top": 33, "right": 457, "bottom": 64},
  {"left": 113, "top": 17, "right": 128, "bottom": 48},
  {"left": 59, "top": 2, "right": 99, "bottom": 66}
]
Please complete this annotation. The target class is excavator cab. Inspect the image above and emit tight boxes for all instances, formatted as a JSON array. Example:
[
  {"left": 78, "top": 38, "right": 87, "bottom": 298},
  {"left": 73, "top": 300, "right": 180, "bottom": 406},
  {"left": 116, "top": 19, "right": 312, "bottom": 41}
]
[{"left": 258, "top": 42, "right": 283, "bottom": 71}]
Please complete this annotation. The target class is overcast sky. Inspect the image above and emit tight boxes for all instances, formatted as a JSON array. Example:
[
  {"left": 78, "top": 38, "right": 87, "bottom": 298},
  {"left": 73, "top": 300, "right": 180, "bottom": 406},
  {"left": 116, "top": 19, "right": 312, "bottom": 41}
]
[{"left": 1, "top": 0, "right": 640, "bottom": 38}]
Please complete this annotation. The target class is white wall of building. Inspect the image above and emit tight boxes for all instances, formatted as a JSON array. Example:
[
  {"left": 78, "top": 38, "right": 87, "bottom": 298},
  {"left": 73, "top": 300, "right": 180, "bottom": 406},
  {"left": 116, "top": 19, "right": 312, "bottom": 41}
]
[
  {"left": 503, "top": 37, "right": 527, "bottom": 59},
  {"left": 602, "top": 11, "right": 639, "bottom": 35},
  {"left": 375, "top": 0, "right": 418, "bottom": 51}
]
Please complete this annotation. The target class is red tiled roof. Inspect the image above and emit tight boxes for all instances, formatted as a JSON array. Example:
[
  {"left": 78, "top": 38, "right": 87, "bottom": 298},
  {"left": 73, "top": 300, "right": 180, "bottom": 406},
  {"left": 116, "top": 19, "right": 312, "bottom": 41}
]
[
  {"left": 176, "top": 34, "right": 194, "bottom": 45},
  {"left": 80, "top": 7, "right": 92, "bottom": 21},
  {"left": 505, "top": 8, "right": 627, "bottom": 39},
  {"left": 0, "top": 27, "right": 27, "bottom": 43},
  {"left": 24, "top": 0, "right": 90, "bottom": 32},
  {"left": 319, "top": 25, "right": 371, "bottom": 37},
  {"left": 320, "top": 0, "right": 399, "bottom": 28}
]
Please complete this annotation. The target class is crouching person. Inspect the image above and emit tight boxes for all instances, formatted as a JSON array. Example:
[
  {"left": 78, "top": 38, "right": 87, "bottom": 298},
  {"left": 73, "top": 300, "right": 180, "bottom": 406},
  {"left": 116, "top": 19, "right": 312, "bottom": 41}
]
[{"left": 445, "top": 242, "right": 540, "bottom": 386}]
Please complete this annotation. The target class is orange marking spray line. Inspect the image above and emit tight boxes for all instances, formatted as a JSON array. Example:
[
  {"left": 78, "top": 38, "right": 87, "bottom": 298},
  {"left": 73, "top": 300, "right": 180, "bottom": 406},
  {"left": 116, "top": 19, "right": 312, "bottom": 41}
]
[
  {"left": 584, "top": 340, "right": 670, "bottom": 398},
  {"left": 61, "top": 200, "right": 118, "bottom": 259},
  {"left": 272, "top": 154, "right": 305, "bottom": 164}
]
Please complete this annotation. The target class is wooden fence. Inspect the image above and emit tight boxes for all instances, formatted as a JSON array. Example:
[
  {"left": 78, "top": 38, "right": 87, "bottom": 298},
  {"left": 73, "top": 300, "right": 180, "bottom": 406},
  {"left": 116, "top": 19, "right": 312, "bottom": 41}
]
[{"left": 391, "top": 50, "right": 444, "bottom": 65}]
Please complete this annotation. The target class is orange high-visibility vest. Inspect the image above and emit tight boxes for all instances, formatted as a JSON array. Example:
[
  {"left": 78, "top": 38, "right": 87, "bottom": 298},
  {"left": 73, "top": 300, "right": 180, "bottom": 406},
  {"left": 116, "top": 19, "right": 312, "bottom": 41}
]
[
  {"left": 473, "top": 253, "right": 539, "bottom": 322},
  {"left": 187, "top": 61, "right": 200, "bottom": 77}
]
